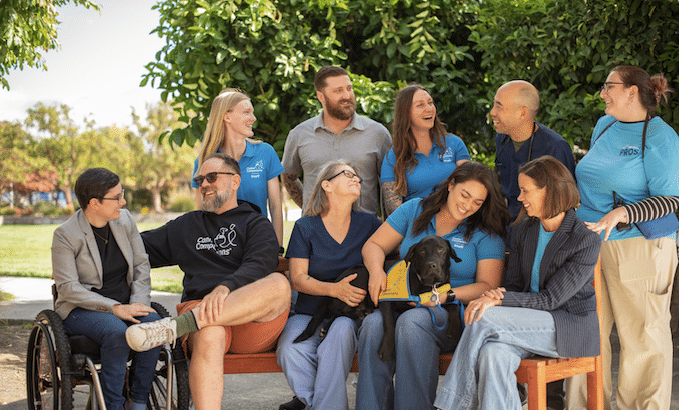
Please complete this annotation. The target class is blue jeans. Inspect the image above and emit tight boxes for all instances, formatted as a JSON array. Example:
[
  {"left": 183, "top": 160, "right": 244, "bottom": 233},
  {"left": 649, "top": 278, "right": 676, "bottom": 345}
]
[
  {"left": 356, "top": 307, "right": 456, "bottom": 410},
  {"left": 434, "top": 306, "right": 560, "bottom": 410},
  {"left": 63, "top": 308, "right": 162, "bottom": 410},
  {"left": 276, "top": 314, "right": 359, "bottom": 410}
]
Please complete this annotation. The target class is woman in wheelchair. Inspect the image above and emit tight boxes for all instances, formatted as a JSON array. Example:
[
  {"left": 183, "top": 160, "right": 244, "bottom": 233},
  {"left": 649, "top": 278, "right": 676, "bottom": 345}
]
[
  {"left": 51, "top": 167, "right": 162, "bottom": 410},
  {"left": 434, "top": 156, "right": 602, "bottom": 410}
]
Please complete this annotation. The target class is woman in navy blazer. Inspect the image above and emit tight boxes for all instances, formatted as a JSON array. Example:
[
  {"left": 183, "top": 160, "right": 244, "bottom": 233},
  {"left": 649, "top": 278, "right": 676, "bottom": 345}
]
[
  {"left": 434, "top": 156, "right": 602, "bottom": 410},
  {"left": 52, "top": 168, "right": 161, "bottom": 410}
]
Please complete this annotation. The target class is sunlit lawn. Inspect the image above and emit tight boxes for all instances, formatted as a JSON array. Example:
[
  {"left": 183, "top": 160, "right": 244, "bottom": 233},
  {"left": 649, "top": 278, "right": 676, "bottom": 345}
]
[{"left": 0, "top": 220, "right": 295, "bottom": 294}]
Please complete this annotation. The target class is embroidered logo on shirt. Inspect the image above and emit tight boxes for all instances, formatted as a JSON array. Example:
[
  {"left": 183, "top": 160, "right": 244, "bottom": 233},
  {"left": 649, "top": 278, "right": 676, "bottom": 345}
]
[
  {"left": 441, "top": 147, "right": 454, "bottom": 163},
  {"left": 619, "top": 145, "right": 640, "bottom": 156},
  {"left": 246, "top": 160, "right": 264, "bottom": 178},
  {"left": 195, "top": 224, "right": 238, "bottom": 256},
  {"left": 449, "top": 237, "right": 467, "bottom": 249}
]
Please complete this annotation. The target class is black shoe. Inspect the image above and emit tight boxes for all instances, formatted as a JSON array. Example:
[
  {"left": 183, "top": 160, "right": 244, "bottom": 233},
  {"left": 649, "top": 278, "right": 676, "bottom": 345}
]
[{"left": 279, "top": 396, "right": 305, "bottom": 410}]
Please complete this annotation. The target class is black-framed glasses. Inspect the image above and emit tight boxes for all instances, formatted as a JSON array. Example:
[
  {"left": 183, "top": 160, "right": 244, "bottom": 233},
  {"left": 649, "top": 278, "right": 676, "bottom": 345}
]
[
  {"left": 101, "top": 189, "right": 125, "bottom": 203},
  {"left": 193, "top": 172, "right": 236, "bottom": 186},
  {"left": 328, "top": 169, "right": 362, "bottom": 183},
  {"left": 601, "top": 81, "right": 625, "bottom": 93}
]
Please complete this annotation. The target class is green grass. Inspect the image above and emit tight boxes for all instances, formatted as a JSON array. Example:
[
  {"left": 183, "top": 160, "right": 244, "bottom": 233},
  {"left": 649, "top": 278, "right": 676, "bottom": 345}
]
[{"left": 0, "top": 219, "right": 296, "bottom": 294}]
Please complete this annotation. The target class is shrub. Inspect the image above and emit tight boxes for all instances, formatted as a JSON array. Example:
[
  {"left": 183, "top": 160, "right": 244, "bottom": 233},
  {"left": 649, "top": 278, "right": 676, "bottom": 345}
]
[{"left": 168, "top": 195, "right": 194, "bottom": 213}]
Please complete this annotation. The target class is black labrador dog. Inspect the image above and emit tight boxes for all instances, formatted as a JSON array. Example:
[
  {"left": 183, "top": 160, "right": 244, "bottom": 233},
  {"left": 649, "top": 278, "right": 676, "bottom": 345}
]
[
  {"left": 293, "top": 265, "right": 374, "bottom": 343},
  {"left": 377, "top": 235, "right": 462, "bottom": 362}
]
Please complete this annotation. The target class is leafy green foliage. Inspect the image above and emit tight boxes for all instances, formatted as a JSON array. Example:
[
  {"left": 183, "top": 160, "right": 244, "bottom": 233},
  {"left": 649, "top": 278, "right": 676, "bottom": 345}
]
[
  {"left": 142, "top": 0, "right": 487, "bottom": 153},
  {"left": 470, "top": 0, "right": 679, "bottom": 149},
  {"left": 0, "top": 0, "right": 99, "bottom": 89}
]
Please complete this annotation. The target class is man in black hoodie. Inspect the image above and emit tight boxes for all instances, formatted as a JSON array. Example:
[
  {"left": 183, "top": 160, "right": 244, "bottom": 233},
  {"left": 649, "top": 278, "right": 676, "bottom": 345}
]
[{"left": 126, "top": 153, "right": 290, "bottom": 410}]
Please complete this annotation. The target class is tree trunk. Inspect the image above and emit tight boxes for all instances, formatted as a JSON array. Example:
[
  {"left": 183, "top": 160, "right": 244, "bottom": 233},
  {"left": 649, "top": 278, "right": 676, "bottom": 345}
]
[{"left": 151, "top": 188, "right": 163, "bottom": 213}]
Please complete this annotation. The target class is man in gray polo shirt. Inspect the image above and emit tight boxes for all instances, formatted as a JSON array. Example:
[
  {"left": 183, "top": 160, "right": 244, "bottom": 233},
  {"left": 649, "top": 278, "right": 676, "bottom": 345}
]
[{"left": 281, "top": 66, "right": 392, "bottom": 215}]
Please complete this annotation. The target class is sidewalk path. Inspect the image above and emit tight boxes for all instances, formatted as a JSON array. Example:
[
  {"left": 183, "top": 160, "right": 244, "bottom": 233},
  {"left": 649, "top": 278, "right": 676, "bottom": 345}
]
[{"left": 0, "top": 276, "right": 182, "bottom": 320}]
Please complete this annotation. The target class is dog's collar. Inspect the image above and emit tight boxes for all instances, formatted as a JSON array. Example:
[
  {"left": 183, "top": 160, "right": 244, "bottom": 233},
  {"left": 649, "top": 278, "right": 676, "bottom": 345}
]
[{"left": 378, "top": 260, "right": 450, "bottom": 304}]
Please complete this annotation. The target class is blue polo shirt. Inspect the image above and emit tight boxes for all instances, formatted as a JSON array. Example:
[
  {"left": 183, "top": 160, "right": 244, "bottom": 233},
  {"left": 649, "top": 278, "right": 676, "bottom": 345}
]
[
  {"left": 495, "top": 122, "right": 575, "bottom": 218},
  {"left": 191, "top": 141, "right": 284, "bottom": 217},
  {"left": 386, "top": 198, "right": 505, "bottom": 288},
  {"left": 576, "top": 115, "right": 679, "bottom": 241},
  {"left": 286, "top": 211, "right": 382, "bottom": 315},
  {"left": 381, "top": 134, "right": 470, "bottom": 201}
]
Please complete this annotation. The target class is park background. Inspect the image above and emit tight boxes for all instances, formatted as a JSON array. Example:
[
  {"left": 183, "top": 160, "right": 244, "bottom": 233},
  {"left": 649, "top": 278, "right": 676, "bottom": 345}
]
[{"left": 1, "top": 0, "right": 679, "bottom": 286}]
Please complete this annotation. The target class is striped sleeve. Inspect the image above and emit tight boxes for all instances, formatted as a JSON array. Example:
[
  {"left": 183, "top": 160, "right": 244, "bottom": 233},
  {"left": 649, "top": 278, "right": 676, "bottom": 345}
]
[{"left": 623, "top": 196, "right": 679, "bottom": 223}]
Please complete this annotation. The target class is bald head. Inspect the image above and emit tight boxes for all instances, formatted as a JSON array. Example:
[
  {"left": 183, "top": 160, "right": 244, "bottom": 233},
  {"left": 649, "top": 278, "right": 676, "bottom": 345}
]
[{"left": 497, "top": 80, "right": 540, "bottom": 119}]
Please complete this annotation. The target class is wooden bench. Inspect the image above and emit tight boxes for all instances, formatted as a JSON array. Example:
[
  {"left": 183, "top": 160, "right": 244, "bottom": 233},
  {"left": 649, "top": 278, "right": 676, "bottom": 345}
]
[{"left": 223, "top": 257, "right": 603, "bottom": 410}]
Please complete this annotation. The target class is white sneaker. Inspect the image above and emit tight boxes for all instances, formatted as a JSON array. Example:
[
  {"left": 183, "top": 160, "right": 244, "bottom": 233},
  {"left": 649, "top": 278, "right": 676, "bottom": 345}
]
[{"left": 126, "top": 317, "right": 177, "bottom": 352}]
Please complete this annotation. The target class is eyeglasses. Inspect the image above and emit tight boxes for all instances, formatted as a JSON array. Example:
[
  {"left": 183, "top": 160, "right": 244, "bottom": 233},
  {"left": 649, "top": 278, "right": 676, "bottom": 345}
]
[
  {"left": 601, "top": 81, "right": 625, "bottom": 93},
  {"left": 193, "top": 171, "right": 236, "bottom": 186},
  {"left": 327, "top": 169, "right": 362, "bottom": 183},
  {"left": 101, "top": 189, "right": 125, "bottom": 203}
]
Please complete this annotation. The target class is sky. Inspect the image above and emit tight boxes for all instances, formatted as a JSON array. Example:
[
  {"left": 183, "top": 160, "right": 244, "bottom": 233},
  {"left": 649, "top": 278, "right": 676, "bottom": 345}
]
[{"left": 0, "top": 0, "right": 165, "bottom": 129}]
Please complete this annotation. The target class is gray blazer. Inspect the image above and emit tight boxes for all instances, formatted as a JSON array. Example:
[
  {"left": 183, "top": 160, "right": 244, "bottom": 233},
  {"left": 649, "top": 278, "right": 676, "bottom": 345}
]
[
  {"left": 52, "top": 209, "right": 152, "bottom": 319},
  {"left": 501, "top": 209, "right": 602, "bottom": 358}
]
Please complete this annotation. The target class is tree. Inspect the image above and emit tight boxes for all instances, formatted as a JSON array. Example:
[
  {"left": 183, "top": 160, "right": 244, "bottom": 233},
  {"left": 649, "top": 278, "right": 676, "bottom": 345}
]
[
  {"left": 142, "top": 0, "right": 485, "bottom": 154},
  {"left": 470, "top": 0, "right": 679, "bottom": 149},
  {"left": 122, "top": 101, "right": 196, "bottom": 213},
  {"left": 0, "top": 121, "right": 34, "bottom": 203},
  {"left": 0, "top": 0, "right": 99, "bottom": 89},
  {"left": 26, "top": 102, "right": 94, "bottom": 210}
]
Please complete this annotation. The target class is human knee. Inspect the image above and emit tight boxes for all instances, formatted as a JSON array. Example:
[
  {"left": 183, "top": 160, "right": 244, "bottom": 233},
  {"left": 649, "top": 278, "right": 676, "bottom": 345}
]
[
  {"left": 358, "top": 312, "right": 383, "bottom": 346},
  {"left": 190, "top": 326, "right": 227, "bottom": 358},
  {"left": 265, "top": 273, "right": 292, "bottom": 315}
]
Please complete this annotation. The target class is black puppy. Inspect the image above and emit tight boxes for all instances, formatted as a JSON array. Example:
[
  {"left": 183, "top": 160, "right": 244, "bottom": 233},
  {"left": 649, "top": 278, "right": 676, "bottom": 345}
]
[
  {"left": 377, "top": 235, "right": 462, "bottom": 362},
  {"left": 293, "top": 265, "right": 374, "bottom": 343}
]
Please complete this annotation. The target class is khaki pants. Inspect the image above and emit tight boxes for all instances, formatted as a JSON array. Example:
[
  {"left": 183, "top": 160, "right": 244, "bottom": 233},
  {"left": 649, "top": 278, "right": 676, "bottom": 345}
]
[{"left": 566, "top": 236, "right": 677, "bottom": 410}]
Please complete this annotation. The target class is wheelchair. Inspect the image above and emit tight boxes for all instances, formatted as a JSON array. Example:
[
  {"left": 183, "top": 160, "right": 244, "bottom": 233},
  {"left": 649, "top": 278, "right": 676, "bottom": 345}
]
[{"left": 25, "top": 287, "right": 192, "bottom": 410}]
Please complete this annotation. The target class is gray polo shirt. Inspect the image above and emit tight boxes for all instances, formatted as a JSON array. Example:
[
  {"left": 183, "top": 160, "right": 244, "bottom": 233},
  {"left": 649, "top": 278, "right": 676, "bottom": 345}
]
[{"left": 282, "top": 111, "right": 392, "bottom": 215}]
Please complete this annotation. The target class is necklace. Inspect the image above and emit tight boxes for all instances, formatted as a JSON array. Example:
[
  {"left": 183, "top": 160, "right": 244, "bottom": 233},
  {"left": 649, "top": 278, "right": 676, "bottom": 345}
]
[{"left": 92, "top": 227, "right": 109, "bottom": 244}]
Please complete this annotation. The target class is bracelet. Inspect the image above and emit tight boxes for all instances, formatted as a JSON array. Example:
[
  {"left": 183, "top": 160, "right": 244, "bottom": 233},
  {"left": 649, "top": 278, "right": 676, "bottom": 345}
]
[
  {"left": 446, "top": 289, "right": 456, "bottom": 302},
  {"left": 279, "top": 246, "right": 285, "bottom": 255}
]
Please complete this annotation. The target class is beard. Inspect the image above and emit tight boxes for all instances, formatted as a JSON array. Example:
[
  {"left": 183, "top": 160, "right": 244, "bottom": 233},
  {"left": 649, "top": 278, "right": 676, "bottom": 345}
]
[
  {"left": 201, "top": 188, "right": 231, "bottom": 213},
  {"left": 324, "top": 95, "right": 355, "bottom": 121}
]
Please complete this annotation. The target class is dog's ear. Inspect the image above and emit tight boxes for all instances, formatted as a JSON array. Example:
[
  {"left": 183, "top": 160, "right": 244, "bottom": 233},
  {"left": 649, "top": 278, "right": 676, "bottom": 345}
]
[
  {"left": 404, "top": 243, "right": 418, "bottom": 263},
  {"left": 446, "top": 240, "right": 462, "bottom": 263}
]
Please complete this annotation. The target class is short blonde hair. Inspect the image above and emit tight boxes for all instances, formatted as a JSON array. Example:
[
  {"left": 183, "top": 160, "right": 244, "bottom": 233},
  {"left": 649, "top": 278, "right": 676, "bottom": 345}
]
[{"left": 304, "top": 160, "right": 360, "bottom": 217}]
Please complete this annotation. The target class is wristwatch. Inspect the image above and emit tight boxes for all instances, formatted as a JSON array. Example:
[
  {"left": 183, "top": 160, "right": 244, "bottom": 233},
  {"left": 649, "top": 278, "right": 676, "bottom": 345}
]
[{"left": 446, "top": 289, "right": 456, "bottom": 302}]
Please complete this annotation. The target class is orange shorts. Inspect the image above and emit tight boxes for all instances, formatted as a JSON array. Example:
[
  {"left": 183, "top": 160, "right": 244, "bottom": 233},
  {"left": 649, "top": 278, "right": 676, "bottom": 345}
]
[{"left": 176, "top": 299, "right": 288, "bottom": 358}]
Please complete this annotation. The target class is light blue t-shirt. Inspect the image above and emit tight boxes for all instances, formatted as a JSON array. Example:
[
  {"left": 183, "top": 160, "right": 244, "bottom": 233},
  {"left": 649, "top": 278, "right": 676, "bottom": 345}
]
[
  {"left": 386, "top": 198, "right": 505, "bottom": 288},
  {"left": 530, "top": 224, "right": 555, "bottom": 293},
  {"left": 192, "top": 141, "right": 284, "bottom": 217},
  {"left": 380, "top": 134, "right": 471, "bottom": 201},
  {"left": 576, "top": 115, "right": 679, "bottom": 241}
]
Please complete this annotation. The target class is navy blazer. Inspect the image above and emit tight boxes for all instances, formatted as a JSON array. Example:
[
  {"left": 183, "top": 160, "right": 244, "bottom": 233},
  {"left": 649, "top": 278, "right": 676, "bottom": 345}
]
[{"left": 502, "top": 209, "right": 602, "bottom": 358}]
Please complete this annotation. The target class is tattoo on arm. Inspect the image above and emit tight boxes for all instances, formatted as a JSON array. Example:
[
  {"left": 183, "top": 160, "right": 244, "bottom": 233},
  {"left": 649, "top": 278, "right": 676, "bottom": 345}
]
[
  {"left": 282, "top": 173, "right": 304, "bottom": 208},
  {"left": 382, "top": 181, "right": 403, "bottom": 217}
]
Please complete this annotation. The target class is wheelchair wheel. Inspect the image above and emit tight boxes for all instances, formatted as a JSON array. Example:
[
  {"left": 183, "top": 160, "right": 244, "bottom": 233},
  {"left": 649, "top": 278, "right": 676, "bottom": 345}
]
[
  {"left": 26, "top": 309, "right": 74, "bottom": 410},
  {"left": 145, "top": 302, "right": 191, "bottom": 410}
]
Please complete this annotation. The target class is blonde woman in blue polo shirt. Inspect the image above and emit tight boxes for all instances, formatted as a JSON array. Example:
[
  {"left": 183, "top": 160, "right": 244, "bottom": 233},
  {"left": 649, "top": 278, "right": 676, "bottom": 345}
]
[
  {"left": 192, "top": 88, "right": 285, "bottom": 246},
  {"left": 381, "top": 83, "right": 470, "bottom": 217}
]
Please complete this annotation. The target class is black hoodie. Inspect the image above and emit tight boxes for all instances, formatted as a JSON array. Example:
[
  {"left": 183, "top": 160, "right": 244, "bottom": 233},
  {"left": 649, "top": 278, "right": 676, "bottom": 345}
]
[{"left": 141, "top": 201, "right": 279, "bottom": 302}]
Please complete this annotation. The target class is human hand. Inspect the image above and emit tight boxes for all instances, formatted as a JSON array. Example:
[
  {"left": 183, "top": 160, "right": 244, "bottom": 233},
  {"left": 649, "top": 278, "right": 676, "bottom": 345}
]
[
  {"left": 368, "top": 270, "right": 387, "bottom": 306},
  {"left": 481, "top": 287, "right": 506, "bottom": 300},
  {"left": 112, "top": 303, "right": 156, "bottom": 323},
  {"left": 333, "top": 274, "right": 367, "bottom": 307},
  {"left": 464, "top": 295, "right": 501, "bottom": 326},
  {"left": 584, "top": 207, "right": 628, "bottom": 241},
  {"left": 197, "top": 285, "right": 230, "bottom": 324}
]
